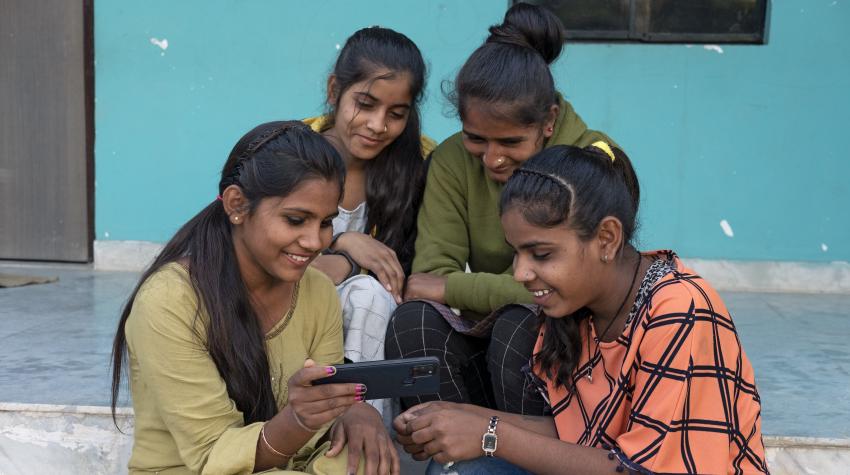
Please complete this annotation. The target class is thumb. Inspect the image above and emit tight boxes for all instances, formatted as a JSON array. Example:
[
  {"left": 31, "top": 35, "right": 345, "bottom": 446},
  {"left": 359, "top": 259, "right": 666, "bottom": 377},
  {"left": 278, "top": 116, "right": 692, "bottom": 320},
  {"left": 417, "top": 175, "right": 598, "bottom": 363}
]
[
  {"left": 324, "top": 422, "right": 346, "bottom": 457},
  {"left": 304, "top": 358, "right": 316, "bottom": 368}
]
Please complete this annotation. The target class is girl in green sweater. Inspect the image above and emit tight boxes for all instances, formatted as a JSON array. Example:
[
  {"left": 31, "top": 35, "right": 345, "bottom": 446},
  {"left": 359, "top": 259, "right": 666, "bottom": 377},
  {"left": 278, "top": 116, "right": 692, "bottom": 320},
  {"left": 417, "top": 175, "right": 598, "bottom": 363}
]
[{"left": 385, "top": 3, "right": 620, "bottom": 416}]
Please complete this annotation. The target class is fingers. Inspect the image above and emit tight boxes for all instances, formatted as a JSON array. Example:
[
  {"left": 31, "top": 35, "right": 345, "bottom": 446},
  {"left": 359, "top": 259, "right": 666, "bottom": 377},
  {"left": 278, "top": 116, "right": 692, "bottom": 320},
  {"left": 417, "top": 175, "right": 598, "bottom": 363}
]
[
  {"left": 372, "top": 252, "right": 404, "bottom": 304},
  {"left": 325, "top": 421, "right": 346, "bottom": 457},
  {"left": 346, "top": 435, "right": 364, "bottom": 475},
  {"left": 290, "top": 362, "right": 336, "bottom": 387},
  {"left": 388, "top": 436, "right": 400, "bottom": 475}
]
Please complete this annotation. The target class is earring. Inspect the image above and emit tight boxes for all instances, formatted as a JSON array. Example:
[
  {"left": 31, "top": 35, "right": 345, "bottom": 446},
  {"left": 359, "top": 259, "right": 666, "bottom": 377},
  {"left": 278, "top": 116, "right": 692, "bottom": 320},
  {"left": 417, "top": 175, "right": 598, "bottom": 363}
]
[
  {"left": 232, "top": 216, "right": 239, "bottom": 223},
  {"left": 601, "top": 254, "right": 608, "bottom": 263},
  {"left": 547, "top": 126, "right": 553, "bottom": 133}
]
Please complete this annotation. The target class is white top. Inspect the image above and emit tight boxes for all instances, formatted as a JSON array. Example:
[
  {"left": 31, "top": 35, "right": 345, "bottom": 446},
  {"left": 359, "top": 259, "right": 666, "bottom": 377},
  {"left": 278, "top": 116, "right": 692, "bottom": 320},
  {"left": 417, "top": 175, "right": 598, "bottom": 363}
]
[{"left": 333, "top": 201, "right": 368, "bottom": 235}]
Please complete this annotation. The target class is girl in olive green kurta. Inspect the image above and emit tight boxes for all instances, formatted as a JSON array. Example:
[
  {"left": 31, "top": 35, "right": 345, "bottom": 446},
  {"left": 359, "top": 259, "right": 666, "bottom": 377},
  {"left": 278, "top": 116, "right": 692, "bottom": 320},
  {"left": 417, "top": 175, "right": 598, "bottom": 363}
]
[{"left": 111, "top": 122, "right": 399, "bottom": 475}]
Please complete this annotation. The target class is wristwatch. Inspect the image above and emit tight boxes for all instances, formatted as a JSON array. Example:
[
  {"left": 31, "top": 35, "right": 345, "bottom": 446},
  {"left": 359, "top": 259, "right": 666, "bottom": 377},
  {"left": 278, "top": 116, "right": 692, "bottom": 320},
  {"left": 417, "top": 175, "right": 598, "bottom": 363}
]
[{"left": 481, "top": 416, "right": 499, "bottom": 457}]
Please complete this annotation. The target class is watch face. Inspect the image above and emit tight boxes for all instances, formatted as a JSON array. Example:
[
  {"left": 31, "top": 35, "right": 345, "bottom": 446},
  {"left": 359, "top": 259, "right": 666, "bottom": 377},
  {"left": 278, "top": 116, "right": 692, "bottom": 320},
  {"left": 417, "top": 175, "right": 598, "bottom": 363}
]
[{"left": 482, "top": 433, "right": 498, "bottom": 452}]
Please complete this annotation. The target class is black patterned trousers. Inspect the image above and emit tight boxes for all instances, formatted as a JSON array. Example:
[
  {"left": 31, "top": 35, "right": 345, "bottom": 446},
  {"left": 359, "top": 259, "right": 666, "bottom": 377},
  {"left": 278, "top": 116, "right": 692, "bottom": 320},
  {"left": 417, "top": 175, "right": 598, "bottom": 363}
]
[{"left": 384, "top": 301, "right": 547, "bottom": 415}]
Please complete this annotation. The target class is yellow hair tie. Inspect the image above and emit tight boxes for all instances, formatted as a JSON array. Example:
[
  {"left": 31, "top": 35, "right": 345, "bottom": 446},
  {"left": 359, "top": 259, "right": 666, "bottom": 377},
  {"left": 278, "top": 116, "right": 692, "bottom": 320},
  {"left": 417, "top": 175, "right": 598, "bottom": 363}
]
[{"left": 591, "top": 141, "right": 615, "bottom": 162}]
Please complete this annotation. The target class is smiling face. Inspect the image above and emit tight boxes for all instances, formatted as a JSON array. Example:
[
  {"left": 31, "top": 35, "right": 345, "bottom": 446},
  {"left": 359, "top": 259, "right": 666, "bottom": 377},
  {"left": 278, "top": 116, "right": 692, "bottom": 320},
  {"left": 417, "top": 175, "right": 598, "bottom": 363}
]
[
  {"left": 326, "top": 69, "right": 413, "bottom": 163},
  {"left": 502, "top": 207, "right": 606, "bottom": 318},
  {"left": 461, "top": 100, "right": 557, "bottom": 183},
  {"left": 232, "top": 178, "right": 340, "bottom": 285}
]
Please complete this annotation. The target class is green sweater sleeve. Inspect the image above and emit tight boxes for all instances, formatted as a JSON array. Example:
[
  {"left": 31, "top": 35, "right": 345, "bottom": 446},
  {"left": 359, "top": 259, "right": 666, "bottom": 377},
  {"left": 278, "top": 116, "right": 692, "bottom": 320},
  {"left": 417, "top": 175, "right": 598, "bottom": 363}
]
[
  {"left": 413, "top": 138, "right": 532, "bottom": 318},
  {"left": 126, "top": 267, "right": 263, "bottom": 475}
]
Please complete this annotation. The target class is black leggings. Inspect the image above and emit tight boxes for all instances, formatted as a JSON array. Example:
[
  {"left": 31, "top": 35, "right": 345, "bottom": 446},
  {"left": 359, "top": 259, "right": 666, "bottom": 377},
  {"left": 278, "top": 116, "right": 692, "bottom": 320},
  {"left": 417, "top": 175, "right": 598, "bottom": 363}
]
[{"left": 384, "top": 301, "right": 546, "bottom": 415}]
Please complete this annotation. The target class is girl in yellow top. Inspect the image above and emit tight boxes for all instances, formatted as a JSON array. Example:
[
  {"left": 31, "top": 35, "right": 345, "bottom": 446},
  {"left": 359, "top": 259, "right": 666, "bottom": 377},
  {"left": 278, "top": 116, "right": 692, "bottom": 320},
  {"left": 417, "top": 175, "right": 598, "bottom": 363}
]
[{"left": 110, "top": 122, "right": 398, "bottom": 475}]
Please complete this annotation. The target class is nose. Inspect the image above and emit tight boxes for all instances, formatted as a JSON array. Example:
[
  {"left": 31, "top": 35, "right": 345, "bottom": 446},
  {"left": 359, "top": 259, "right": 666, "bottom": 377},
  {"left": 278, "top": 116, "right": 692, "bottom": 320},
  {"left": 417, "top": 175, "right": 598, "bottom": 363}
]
[
  {"left": 513, "top": 255, "right": 534, "bottom": 283},
  {"left": 299, "top": 223, "right": 325, "bottom": 253},
  {"left": 482, "top": 145, "right": 505, "bottom": 169},
  {"left": 365, "top": 110, "right": 387, "bottom": 135}
]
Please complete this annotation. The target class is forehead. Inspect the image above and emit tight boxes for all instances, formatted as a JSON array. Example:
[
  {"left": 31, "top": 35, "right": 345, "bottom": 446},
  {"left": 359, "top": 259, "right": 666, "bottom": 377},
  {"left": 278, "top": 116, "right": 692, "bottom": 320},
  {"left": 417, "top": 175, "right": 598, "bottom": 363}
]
[
  {"left": 462, "top": 102, "right": 538, "bottom": 139},
  {"left": 501, "top": 207, "right": 574, "bottom": 245},
  {"left": 347, "top": 69, "right": 413, "bottom": 105},
  {"left": 261, "top": 178, "right": 340, "bottom": 216}
]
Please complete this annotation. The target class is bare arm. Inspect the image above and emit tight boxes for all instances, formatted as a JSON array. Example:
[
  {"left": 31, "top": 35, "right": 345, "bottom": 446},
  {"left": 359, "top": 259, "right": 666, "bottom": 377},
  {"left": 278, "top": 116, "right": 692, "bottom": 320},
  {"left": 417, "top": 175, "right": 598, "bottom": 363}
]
[{"left": 310, "top": 254, "right": 352, "bottom": 285}]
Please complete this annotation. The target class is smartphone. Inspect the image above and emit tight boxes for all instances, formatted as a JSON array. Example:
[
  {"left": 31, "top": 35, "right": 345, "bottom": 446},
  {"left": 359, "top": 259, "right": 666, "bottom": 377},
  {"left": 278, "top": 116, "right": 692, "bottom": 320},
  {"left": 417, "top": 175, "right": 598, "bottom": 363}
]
[{"left": 313, "top": 357, "right": 440, "bottom": 400}]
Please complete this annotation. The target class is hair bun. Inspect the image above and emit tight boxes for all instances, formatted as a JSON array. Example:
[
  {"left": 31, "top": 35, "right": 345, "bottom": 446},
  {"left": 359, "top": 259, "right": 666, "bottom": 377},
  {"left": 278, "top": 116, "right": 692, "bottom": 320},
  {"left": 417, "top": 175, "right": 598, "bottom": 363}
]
[{"left": 486, "top": 2, "right": 565, "bottom": 65}]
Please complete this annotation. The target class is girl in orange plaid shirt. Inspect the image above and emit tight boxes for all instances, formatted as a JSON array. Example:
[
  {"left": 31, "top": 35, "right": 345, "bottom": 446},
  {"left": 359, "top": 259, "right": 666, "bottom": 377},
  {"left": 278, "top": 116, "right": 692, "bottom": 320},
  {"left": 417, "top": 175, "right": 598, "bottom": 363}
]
[{"left": 394, "top": 144, "right": 768, "bottom": 475}]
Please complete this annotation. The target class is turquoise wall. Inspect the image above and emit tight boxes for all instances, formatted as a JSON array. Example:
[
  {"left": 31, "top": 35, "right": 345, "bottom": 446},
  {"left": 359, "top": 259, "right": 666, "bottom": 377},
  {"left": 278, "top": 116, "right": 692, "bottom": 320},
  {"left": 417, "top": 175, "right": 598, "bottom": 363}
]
[{"left": 95, "top": 0, "right": 850, "bottom": 262}]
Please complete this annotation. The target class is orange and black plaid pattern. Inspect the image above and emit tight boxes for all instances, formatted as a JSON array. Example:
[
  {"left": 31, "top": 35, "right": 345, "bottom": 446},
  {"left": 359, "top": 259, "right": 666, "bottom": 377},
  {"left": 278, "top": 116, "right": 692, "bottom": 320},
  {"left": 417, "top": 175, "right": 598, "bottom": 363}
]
[{"left": 533, "top": 251, "right": 769, "bottom": 474}]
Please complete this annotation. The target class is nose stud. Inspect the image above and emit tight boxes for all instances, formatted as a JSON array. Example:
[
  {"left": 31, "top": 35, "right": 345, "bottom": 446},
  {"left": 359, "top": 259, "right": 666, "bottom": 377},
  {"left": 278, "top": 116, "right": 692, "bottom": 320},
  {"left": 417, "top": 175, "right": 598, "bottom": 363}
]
[
  {"left": 495, "top": 156, "right": 506, "bottom": 166},
  {"left": 383, "top": 124, "right": 388, "bottom": 133}
]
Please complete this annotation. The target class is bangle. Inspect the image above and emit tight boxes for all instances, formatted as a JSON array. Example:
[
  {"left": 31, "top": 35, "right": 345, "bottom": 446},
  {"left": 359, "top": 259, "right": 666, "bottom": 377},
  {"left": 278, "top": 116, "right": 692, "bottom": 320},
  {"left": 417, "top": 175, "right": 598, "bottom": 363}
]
[
  {"left": 290, "top": 407, "right": 321, "bottom": 433},
  {"left": 333, "top": 249, "right": 362, "bottom": 281},
  {"left": 260, "top": 425, "right": 294, "bottom": 459},
  {"left": 330, "top": 232, "right": 345, "bottom": 250}
]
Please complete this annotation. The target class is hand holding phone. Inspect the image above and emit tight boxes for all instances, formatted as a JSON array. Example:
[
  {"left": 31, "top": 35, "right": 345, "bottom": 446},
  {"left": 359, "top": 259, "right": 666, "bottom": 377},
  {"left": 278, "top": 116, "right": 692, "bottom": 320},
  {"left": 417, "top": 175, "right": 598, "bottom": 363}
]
[
  {"left": 286, "top": 359, "right": 363, "bottom": 431},
  {"left": 313, "top": 357, "right": 440, "bottom": 400}
]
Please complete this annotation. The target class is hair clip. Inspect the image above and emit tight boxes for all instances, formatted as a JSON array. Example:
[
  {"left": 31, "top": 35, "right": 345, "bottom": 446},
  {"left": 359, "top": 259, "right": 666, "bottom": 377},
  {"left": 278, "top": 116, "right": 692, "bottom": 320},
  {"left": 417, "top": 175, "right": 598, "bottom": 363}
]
[{"left": 591, "top": 141, "right": 616, "bottom": 162}]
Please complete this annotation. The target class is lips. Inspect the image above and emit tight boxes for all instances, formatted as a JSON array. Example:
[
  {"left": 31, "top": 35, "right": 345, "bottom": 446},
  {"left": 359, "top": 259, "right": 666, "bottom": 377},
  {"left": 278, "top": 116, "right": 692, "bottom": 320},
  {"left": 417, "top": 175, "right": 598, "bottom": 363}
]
[
  {"left": 356, "top": 134, "right": 383, "bottom": 147},
  {"left": 284, "top": 252, "right": 312, "bottom": 266}
]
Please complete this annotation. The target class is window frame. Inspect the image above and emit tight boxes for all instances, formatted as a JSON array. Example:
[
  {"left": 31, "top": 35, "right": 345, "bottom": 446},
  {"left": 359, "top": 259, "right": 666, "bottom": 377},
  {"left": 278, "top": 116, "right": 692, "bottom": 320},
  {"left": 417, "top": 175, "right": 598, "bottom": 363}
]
[{"left": 512, "top": 0, "right": 770, "bottom": 44}]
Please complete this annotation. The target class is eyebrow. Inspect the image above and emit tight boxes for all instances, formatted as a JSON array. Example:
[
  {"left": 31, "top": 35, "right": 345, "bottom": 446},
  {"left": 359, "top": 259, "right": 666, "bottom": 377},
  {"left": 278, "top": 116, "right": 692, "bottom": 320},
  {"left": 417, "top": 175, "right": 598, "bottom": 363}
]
[
  {"left": 353, "top": 92, "right": 410, "bottom": 109},
  {"left": 515, "top": 240, "right": 553, "bottom": 250}
]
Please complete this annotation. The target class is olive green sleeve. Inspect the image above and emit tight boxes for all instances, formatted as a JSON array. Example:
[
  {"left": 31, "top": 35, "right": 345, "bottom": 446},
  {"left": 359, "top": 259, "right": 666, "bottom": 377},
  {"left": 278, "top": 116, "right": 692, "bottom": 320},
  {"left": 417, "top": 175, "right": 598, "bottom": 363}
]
[
  {"left": 412, "top": 140, "right": 532, "bottom": 317},
  {"left": 126, "top": 272, "right": 263, "bottom": 475}
]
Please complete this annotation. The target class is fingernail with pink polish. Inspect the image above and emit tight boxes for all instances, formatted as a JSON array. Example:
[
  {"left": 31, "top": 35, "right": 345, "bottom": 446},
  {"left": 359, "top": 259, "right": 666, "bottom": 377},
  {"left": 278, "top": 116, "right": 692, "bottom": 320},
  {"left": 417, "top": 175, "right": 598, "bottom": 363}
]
[
  {"left": 355, "top": 395, "right": 364, "bottom": 402},
  {"left": 357, "top": 384, "right": 367, "bottom": 394},
  {"left": 325, "top": 366, "right": 336, "bottom": 375}
]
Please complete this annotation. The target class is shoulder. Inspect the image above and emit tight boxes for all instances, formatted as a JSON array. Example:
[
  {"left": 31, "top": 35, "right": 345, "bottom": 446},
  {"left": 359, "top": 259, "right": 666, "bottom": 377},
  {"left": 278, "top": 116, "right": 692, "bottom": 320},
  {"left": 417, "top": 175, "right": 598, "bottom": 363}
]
[
  {"left": 303, "top": 116, "right": 329, "bottom": 133},
  {"left": 298, "top": 267, "right": 340, "bottom": 314},
  {"left": 127, "top": 262, "right": 202, "bottom": 342},
  {"left": 551, "top": 93, "right": 620, "bottom": 150},
  {"left": 420, "top": 134, "right": 438, "bottom": 157}
]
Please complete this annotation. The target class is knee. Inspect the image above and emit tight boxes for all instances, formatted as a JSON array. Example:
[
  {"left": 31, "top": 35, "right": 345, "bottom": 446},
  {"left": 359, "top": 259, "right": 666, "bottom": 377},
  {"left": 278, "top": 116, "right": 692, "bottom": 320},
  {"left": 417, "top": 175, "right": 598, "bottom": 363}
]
[
  {"left": 490, "top": 305, "right": 539, "bottom": 351},
  {"left": 387, "top": 300, "right": 445, "bottom": 334}
]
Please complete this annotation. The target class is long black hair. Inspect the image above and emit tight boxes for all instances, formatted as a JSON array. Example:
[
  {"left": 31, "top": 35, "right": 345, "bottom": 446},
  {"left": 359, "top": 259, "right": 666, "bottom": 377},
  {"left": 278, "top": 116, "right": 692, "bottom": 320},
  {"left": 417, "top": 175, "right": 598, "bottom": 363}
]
[
  {"left": 446, "top": 2, "right": 565, "bottom": 125},
  {"left": 500, "top": 144, "right": 639, "bottom": 390},
  {"left": 110, "top": 121, "right": 345, "bottom": 425},
  {"left": 324, "top": 26, "right": 428, "bottom": 273}
]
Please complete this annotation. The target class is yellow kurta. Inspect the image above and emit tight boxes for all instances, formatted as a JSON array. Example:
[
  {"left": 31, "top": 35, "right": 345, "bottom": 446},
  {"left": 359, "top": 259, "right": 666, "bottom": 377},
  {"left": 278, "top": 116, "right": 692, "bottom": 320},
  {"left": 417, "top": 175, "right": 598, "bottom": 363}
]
[{"left": 124, "top": 263, "right": 352, "bottom": 475}]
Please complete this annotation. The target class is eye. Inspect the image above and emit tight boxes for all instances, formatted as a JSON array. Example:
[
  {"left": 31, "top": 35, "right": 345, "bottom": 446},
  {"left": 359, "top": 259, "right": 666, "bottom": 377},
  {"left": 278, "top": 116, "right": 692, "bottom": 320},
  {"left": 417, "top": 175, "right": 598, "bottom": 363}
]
[
  {"left": 464, "top": 134, "right": 485, "bottom": 144},
  {"left": 356, "top": 100, "right": 374, "bottom": 110},
  {"left": 389, "top": 110, "right": 408, "bottom": 120},
  {"left": 532, "top": 252, "right": 551, "bottom": 261},
  {"left": 320, "top": 219, "right": 334, "bottom": 228},
  {"left": 285, "top": 216, "right": 305, "bottom": 226}
]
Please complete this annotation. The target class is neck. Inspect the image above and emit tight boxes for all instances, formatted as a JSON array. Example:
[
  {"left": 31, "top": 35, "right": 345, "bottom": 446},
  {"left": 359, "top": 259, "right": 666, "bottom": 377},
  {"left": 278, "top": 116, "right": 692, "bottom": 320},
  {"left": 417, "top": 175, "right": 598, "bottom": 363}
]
[{"left": 588, "top": 248, "right": 643, "bottom": 342}]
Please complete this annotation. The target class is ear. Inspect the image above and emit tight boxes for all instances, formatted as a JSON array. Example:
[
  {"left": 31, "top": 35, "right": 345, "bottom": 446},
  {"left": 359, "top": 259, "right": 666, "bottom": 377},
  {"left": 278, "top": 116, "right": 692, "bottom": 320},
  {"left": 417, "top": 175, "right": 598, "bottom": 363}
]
[
  {"left": 542, "top": 104, "right": 559, "bottom": 138},
  {"left": 221, "top": 185, "right": 248, "bottom": 224},
  {"left": 594, "top": 216, "right": 624, "bottom": 263},
  {"left": 326, "top": 75, "right": 339, "bottom": 106}
]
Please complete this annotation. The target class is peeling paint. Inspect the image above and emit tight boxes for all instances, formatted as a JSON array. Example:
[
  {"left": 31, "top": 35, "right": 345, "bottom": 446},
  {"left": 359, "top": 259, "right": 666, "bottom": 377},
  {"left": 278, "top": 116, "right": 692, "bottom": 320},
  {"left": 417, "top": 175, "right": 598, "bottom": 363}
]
[
  {"left": 822, "top": 243, "right": 829, "bottom": 252},
  {"left": 149, "top": 37, "right": 168, "bottom": 51},
  {"left": 704, "top": 45, "right": 724, "bottom": 54},
  {"left": 335, "top": 43, "right": 341, "bottom": 50},
  {"left": 720, "top": 219, "right": 734, "bottom": 238}
]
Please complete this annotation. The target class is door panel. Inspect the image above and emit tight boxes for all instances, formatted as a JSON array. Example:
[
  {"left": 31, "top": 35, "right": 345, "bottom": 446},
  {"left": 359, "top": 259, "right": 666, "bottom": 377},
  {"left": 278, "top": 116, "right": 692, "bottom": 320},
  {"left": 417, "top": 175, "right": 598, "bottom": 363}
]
[{"left": 0, "top": 0, "right": 91, "bottom": 261}]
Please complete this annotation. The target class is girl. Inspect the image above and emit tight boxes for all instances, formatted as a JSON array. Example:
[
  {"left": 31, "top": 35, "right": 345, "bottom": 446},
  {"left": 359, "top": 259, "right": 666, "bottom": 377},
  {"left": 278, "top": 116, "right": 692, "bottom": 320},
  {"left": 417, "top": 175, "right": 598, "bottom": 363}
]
[
  {"left": 110, "top": 122, "right": 398, "bottom": 475},
  {"left": 394, "top": 145, "right": 768, "bottom": 474},
  {"left": 385, "top": 3, "right": 618, "bottom": 415},
  {"left": 306, "top": 27, "right": 433, "bottom": 372}
]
